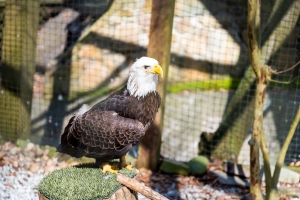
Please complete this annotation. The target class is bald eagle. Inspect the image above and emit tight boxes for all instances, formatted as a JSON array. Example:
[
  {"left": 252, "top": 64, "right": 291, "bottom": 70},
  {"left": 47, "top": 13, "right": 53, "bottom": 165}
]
[{"left": 56, "top": 57, "right": 163, "bottom": 173}]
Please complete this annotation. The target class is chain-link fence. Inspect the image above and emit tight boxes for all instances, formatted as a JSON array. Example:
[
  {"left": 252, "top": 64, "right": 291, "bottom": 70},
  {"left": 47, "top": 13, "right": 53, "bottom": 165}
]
[{"left": 0, "top": 0, "right": 299, "bottom": 166}]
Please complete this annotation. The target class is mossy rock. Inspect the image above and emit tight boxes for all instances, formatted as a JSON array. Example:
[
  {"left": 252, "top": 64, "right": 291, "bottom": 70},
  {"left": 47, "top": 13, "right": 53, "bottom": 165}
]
[
  {"left": 16, "top": 139, "right": 30, "bottom": 150},
  {"left": 159, "top": 158, "right": 190, "bottom": 175},
  {"left": 187, "top": 156, "right": 209, "bottom": 175},
  {"left": 38, "top": 163, "right": 137, "bottom": 200}
]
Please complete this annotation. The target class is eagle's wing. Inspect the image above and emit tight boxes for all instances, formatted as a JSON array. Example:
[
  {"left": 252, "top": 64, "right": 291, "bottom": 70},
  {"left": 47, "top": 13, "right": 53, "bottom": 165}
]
[
  {"left": 92, "top": 90, "right": 141, "bottom": 120},
  {"left": 65, "top": 109, "right": 145, "bottom": 158}
]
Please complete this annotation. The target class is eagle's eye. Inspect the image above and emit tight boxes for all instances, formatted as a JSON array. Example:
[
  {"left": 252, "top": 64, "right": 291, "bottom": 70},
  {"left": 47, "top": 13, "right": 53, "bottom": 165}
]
[{"left": 144, "top": 65, "right": 150, "bottom": 69}]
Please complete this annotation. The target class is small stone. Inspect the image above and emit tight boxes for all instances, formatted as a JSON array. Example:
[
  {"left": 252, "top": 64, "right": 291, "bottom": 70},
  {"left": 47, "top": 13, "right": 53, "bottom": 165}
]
[
  {"left": 28, "top": 151, "right": 36, "bottom": 158},
  {"left": 3, "top": 156, "right": 10, "bottom": 161},
  {"left": 45, "top": 166, "right": 55, "bottom": 173},
  {"left": 43, "top": 149, "right": 49, "bottom": 156},
  {"left": 193, "top": 193, "right": 200, "bottom": 198},
  {"left": 24, "top": 162, "right": 31, "bottom": 170},
  {"left": 19, "top": 153, "right": 25, "bottom": 162},
  {"left": 35, "top": 148, "right": 44, "bottom": 157},
  {"left": 25, "top": 142, "right": 35, "bottom": 152},
  {"left": 180, "top": 192, "right": 187, "bottom": 200},
  {"left": 19, "top": 162, "right": 24, "bottom": 168},
  {"left": 12, "top": 160, "right": 18, "bottom": 168},
  {"left": 29, "top": 163, "right": 40, "bottom": 173},
  {"left": 23, "top": 151, "right": 29, "bottom": 157},
  {"left": 43, "top": 155, "right": 49, "bottom": 161},
  {"left": 40, "top": 160, "right": 46, "bottom": 166},
  {"left": 9, "top": 147, "right": 20, "bottom": 155},
  {"left": 0, "top": 151, "right": 5, "bottom": 160},
  {"left": 25, "top": 156, "right": 32, "bottom": 162},
  {"left": 5, "top": 152, "right": 11, "bottom": 157},
  {"left": 47, "top": 159, "right": 54, "bottom": 166},
  {"left": 33, "top": 145, "right": 42, "bottom": 155},
  {"left": 295, "top": 161, "right": 300, "bottom": 167},
  {"left": 290, "top": 162, "right": 295, "bottom": 166}
]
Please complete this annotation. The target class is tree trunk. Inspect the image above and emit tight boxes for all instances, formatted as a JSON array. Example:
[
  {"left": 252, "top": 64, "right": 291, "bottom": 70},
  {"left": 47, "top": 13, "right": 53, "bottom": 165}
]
[
  {"left": 0, "top": 0, "right": 39, "bottom": 141},
  {"left": 136, "top": 0, "right": 175, "bottom": 170}
]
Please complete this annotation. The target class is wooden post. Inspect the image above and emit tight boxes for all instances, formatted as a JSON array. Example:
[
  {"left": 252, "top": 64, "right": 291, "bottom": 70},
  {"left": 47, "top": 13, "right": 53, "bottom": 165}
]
[
  {"left": 136, "top": 0, "right": 175, "bottom": 170},
  {"left": 0, "top": 0, "right": 39, "bottom": 140}
]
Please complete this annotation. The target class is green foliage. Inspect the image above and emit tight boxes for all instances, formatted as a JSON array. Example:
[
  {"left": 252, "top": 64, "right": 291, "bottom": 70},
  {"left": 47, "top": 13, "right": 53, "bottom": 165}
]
[
  {"left": 187, "top": 156, "right": 209, "bottom": 175},
  {"left": 38, "top": 163, "right": 137, "bottom": 200}
]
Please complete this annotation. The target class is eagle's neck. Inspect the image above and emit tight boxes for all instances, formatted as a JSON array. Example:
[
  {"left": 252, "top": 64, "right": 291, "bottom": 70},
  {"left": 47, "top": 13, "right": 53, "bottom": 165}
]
[{"left": 127, "top": 73, "right": 158, "bottom": 98}]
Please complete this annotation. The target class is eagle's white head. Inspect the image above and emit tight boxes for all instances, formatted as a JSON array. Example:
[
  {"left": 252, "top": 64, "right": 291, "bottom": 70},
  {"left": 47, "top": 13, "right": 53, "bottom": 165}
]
[{"left": 127, "top": 57, "right": 163, "bottom": 98}]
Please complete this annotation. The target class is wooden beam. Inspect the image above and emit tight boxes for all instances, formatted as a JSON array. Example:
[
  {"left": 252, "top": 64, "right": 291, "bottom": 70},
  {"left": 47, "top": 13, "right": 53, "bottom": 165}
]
[
  {"left": 0, "top": 0, "right": 40, "bottom": 140},
  {"left": 136, "top": 0, "right": 175, "bottom": 170}
]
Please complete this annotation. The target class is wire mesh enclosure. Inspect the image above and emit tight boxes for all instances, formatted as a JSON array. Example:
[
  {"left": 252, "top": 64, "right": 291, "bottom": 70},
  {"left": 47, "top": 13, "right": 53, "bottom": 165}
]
[{"left": 0, "top": 0, "right": 299, "bottom": 166}]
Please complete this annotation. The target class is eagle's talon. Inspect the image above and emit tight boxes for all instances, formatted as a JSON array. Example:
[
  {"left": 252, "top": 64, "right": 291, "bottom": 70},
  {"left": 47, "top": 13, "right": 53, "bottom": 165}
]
[
  {"left": 125, "top": 164, "right": 139, "bottom": 174},
  {"left": 119, "top": 155, "right": 139, "bottom": 173},
  {"left": 125, "top": 164, "right": 134, "bottom": 170},
  {"left": 101, "top": 163, "right": 118, "bottom": 174}
]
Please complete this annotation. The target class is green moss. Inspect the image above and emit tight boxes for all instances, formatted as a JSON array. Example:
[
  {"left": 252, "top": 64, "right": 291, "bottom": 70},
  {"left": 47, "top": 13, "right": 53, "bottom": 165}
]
[
  {"left": 167, "top": 78, "right": 241, "bottom": 93},
  {"left": 16, "top": 139, "right": 30, "bottom": 150},
  {"left": 167, "top": 77, "right": 300, "bottom": 93},
  {"left": 38, "top": 163, "right": 137, "bottom": 200}
]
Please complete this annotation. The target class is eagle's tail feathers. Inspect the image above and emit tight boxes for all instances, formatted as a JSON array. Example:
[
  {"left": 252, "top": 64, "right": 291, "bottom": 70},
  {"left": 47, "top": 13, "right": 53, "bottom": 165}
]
[{"left": 55, "top": 153, "right": 72, "bottom": 162}]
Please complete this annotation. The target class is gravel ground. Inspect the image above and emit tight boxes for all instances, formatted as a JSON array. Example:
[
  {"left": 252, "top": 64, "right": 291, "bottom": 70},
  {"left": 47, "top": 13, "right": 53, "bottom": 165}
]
[
  {"left": 0, "top": 165, "right": 45, "bottom": 200},
  {"left": 0, "top": 141, "right": 299, "bottom": 200}
]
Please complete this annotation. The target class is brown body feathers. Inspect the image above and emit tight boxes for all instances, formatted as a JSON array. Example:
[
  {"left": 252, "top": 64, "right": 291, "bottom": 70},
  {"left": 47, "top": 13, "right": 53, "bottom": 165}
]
[{"left": 56, "top": 85, "right": 161, "bottom": 162}]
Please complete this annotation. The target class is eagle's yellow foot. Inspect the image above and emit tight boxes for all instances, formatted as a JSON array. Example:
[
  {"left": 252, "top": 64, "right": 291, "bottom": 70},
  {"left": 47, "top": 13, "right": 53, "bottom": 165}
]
[
  {"left": 120, "top": 155, "right": 139, "bottom": 173},
  {"left": 101, "top": 163, "right": 118, "bottom": 174}
]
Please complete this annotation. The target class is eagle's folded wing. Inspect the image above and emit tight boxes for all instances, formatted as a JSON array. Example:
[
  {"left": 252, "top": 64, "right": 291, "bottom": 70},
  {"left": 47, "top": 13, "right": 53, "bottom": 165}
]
[{"left": 65, "top": 109, "right": 145, "bottom": 158}]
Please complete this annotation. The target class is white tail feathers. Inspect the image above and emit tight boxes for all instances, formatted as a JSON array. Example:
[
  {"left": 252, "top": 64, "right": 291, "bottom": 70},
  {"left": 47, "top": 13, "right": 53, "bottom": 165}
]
[{"left": 55, "top": 153, "right": 72, "bottom": 162}]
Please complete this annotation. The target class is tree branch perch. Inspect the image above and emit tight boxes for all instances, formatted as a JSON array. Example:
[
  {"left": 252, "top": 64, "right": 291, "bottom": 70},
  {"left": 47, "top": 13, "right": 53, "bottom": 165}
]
[{"left": 117, "top": 174, "right": 169, "bottom": 200}]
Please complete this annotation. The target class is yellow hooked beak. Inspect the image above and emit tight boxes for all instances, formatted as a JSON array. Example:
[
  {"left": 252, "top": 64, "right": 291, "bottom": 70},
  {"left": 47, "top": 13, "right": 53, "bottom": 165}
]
[{"left": 149, "top": 64, "right": 163, "bottom": 77}]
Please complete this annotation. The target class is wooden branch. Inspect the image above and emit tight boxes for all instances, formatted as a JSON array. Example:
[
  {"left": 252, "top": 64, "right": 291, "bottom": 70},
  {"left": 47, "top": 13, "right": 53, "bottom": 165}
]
[
  {"left": 247, "top": 0, "right": 264, "bottom": 199},
  {"left": 117, "top": 174, "right": 169, "bottom": 200},
  {"left": 260, "top": 126, "right": 272, "bottom": 197},
  {"left": 272, "top": 106, "right": 300, "bottom": 188},
  {"left": 273, "top": 60, "right": 300, "bottom": 75},
  {"left": 247, "top": 0, "right": 261, "bottom": 78}
]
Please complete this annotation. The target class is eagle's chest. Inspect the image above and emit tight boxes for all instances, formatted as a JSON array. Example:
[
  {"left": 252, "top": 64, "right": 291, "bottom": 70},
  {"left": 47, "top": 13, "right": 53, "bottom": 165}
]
[{"left": 127, "top": 93, "right": 160, "bottom": 126}]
